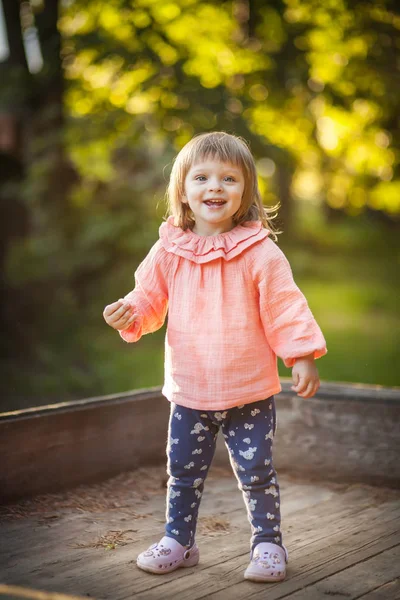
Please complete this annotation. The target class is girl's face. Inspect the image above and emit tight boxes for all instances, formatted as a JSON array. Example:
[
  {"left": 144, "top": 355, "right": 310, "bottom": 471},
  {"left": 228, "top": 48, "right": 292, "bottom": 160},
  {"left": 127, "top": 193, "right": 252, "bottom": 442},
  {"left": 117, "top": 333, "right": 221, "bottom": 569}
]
[{"left": 182, "top": 158, "right": 245, "bottom": 236}]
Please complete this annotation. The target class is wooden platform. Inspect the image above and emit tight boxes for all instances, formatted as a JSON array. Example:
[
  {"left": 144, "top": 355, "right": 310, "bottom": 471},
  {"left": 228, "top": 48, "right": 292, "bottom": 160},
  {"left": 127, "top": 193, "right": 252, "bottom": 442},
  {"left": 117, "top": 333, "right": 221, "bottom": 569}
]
[{"left": 1, "top": 463, "right": 399, "bottom": 600}]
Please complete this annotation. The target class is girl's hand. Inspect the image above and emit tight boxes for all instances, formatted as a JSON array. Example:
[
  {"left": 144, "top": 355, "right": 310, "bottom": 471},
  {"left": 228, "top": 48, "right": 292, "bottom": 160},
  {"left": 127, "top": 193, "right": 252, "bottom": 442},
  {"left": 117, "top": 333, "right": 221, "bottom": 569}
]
[
  {"left": 291, "top": 355, "right": 320, "bottom": 398},
  {"left": 103, "top": 299, "right": 139, "bottom": 331}
]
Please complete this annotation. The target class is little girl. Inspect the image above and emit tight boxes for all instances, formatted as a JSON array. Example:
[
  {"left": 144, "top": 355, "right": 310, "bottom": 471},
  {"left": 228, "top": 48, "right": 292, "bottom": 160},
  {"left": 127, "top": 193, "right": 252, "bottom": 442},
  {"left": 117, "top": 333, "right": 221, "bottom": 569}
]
[{"left": 103, "top": 131, "right": 327, "bottom": 583}]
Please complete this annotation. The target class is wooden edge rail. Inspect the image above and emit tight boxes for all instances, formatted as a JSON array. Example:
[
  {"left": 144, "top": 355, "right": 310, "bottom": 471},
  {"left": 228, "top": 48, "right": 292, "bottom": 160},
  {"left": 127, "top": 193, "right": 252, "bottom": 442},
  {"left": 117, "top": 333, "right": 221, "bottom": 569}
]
[
  {"left": 0, "top": 583, "right": 89, "bottom": 599},
  {"left": 1, "top": 380, "right": 399, "bottom": 503}
]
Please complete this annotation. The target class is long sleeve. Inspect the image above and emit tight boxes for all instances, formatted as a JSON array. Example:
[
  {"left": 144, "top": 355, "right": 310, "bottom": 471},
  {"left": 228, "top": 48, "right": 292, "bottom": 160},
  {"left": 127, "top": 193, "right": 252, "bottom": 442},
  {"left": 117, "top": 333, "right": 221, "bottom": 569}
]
[
  {"left": 119, "top": 240, "right": 169, "bottom": 343},
  {"left": 258, "top": 243, "right": 327, "bottom": 368}
]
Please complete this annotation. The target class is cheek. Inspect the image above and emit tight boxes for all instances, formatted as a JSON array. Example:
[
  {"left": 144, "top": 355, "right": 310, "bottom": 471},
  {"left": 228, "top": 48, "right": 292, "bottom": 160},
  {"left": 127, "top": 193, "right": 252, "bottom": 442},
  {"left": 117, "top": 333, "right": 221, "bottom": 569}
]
[{"left": 235, "top": 185, "right": 244, "bottom": 199}]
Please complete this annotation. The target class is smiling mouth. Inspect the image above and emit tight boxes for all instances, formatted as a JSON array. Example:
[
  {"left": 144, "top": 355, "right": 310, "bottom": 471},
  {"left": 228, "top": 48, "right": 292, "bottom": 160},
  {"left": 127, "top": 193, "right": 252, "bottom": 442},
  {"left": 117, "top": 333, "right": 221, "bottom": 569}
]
[{"left": 204, "top": 200, "right": 227, "bottom": 206}]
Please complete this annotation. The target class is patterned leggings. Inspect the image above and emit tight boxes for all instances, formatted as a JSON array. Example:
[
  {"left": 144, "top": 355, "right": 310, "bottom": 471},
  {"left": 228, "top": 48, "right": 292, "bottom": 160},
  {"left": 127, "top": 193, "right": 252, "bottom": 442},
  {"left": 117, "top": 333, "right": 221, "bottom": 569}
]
[{"left": 164, "top": 396, "right": 282, "bottom": 555}]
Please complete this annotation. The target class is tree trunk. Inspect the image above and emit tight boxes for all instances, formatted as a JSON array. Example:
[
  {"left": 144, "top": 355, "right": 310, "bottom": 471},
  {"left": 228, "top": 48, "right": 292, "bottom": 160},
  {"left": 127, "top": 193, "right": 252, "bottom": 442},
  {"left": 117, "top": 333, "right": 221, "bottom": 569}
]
[{"left": 0, "top": 0, "right": 31, "bottom": 356}]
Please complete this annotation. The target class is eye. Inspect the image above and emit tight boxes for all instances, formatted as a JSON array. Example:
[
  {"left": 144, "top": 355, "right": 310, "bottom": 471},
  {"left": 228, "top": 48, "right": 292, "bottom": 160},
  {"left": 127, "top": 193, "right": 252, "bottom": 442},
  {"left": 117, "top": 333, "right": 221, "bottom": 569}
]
[
  {"left": 225, "top": 176, "right": 235, "bottom": 182},
  {"left": 195, "top": 175, "right": 206, "bottom": 181}
]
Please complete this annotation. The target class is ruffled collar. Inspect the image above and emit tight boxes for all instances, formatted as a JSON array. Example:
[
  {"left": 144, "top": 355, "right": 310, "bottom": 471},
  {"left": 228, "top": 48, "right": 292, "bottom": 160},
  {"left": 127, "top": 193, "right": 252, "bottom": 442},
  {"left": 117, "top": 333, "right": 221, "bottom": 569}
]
[{"left": 159, "top": 216, "right": 270, "bottom": 264}]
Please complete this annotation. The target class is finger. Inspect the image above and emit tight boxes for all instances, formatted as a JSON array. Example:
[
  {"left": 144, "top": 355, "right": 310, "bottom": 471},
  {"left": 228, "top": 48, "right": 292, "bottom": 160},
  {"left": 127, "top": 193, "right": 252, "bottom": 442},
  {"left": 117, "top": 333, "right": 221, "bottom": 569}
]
[
  {"left": 297, "top": 381, "right": 315, "bottom": 398},
  {"left": 292, "top": 371, "right": 299, "bottom": 387},
  {"left": 122, "top": 311, "right": 138, "bottom": 324},
  {"left": 104, "top": 299, "right": 124, "bottom": 317},
  {"left": 312, "top": 379, "right": 320, "bottom": 393},
  {"left": 306, "top": 381, "right": 318, "bottom": 398},
  {"left": 106, "top": 312, "right": 130, "bottom": 330},
  {"left": 295, "top": 378, "right": 310, "bottom": 393},
  {"left": 120, "top": 314, "right": 138, "bottom": 330},
  {"left": 114, "top": 311, "right": 133, "bottom": 326},
  {"left": 110, "top": 303, "right": 132, "bottom": 321},
  {"left": 291, "top": 376, "right": 306, "bottom": 392},
  {"left": 310, "top": 380, "right": 320, "bottom": 397}
]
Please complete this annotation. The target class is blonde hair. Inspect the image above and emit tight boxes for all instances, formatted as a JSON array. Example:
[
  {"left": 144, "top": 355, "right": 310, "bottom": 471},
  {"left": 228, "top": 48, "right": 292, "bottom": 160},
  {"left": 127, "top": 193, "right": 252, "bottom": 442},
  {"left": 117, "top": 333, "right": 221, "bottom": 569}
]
[{"left": 165, "top": 131, "right": 282, "bottom": 241}]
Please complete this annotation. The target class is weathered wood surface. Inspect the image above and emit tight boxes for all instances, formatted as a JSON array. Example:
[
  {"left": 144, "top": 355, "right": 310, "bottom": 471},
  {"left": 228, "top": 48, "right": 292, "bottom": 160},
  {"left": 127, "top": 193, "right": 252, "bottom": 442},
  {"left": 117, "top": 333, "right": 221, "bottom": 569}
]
[
  {"left": 1, "top": 463, "right": 399, "bottom": 600},
  {"left": 0, "top": 584, "right": 88, "bottom": 599},
  {"left": 1, "top": 381, "right": 400, "bottom": 502}
]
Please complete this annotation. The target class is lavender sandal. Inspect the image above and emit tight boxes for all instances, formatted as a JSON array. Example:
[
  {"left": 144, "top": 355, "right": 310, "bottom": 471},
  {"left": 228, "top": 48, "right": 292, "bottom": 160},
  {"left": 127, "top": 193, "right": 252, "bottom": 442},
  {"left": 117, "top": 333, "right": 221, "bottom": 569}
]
[
  {"left": 244, "top": 542, "right": 288, "bottom": 582},
  {"left": 136, "top": 536, "right": 200, "bottom": 574}
]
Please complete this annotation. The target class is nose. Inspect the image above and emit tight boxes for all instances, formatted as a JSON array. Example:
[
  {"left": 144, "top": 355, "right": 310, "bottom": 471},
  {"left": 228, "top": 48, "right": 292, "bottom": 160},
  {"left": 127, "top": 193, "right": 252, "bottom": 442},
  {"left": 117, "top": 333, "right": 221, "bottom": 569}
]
[{"left": 208, "top": 178, "right": 222, "bottom": 192}]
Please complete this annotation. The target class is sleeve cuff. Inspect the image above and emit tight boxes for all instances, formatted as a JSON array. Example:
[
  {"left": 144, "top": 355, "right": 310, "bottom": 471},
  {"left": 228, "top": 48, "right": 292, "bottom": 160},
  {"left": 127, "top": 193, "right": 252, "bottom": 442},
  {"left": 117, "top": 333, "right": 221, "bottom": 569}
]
[
  {"left": 118, "top": 314, "right": 143, "bottom": 343},
  {"left": 283, "top": 347, "right": 328, "bottom": 368}
]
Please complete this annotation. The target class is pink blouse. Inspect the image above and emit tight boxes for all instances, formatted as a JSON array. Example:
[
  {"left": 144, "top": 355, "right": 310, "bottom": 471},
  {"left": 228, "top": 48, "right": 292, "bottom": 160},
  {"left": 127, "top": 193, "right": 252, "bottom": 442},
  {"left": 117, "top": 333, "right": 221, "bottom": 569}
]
[{"left": 120, "top": 216, "right": 327, "bottom": 410}]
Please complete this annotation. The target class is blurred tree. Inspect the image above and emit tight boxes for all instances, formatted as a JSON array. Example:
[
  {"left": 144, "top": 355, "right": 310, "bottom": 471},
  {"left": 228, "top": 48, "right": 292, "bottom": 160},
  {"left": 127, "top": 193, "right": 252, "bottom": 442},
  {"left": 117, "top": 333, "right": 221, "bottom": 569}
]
[
  {"left": 0, "top": 0, "right": 399, "bottom": 406},
  {"left": 59, "top": 0, "right": 399, "bottom": 218},
  {"left": 0, "top": 0, "right": 30, "bottom": 358}
]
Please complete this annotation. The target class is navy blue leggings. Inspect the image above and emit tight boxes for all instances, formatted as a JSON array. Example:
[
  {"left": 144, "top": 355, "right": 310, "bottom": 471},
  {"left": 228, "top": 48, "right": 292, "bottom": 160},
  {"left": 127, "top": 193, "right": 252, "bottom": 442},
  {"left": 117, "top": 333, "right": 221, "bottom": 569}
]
[{"left": 164, "top": 396, "right": 283, "bottom": 554}]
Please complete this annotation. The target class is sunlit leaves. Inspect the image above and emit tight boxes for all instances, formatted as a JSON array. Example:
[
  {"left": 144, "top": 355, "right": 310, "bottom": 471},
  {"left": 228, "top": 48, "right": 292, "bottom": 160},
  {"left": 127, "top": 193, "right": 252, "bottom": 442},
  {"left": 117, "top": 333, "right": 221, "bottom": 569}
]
[
  {"left": 370, "top": 182, "right": 400, "bottom": 214},
  {"left": 142, "top": 31, "right": 179, "bottom": 65},
  {"left": 65, "top": 48, "right": 100, "bottom": 80},
  {"left": 130, "top": 9, "right": 152, "bottom": 28},
  {"left": 255, "top": 6, "right": 288, "bottom": 52},
  {"left": 278, "top": 0, "right": 399, "bottom": 214},
  {"left": 293, "top": 170, "right": 324, "bottom": 202},
  {"left": 71, "top": 140, "right": 116, "bottom": 181},
  {"left": 165, "top": 4, "right": 271, "bottom": 87},
  {"left": 150, "top": 3, "right": 181, "bottom": 24},
  {"left": 59, "top": 9, "right": 95, "bottom": 36},
  {"left": 248, "top": 103, "right": 312, "bottom": 157},
  {"left": 58, "top": 0, "right": 399, "bottom": 215}
]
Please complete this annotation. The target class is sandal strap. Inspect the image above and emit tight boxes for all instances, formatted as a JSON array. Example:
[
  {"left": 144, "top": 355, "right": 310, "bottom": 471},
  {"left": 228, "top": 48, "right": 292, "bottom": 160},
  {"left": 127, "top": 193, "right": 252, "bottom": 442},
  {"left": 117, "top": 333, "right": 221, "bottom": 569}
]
[{"left": 252, "top": 542, "right": 288, "bottom": 563}]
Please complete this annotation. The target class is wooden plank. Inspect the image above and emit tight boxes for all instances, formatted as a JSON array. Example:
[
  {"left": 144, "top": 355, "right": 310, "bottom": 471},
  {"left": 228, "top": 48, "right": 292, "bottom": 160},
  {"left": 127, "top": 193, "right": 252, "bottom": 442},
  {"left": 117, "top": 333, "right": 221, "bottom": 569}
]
[
  {"left": 0, "top": 473, "right": 357, "bottom": 596},
  {"left": 175, "top": 516, "right": 400, "bottom": 600},
  {"left": 0, "top": 584, "right": 89, "bottom": 600},
  {"left": 126, "top": 512, "right": 400, "bottom": 599},
  {"left": 4, "top": 477, "right": 398, "bottom": 600},
  {"left": 282, "top": 546, "right": 400, "bottom": 600},
  {"left": 0, "top": 475, "right": 334, "bottom": 583},
  {"left": 355, "top": 578, "right": 400, "bottom": 599},
  {"left": 0, "top": 458, "right": 361, "bottom": 563},
  {"left": 120, "top": 496, "right": 400, "bottom": 599}
]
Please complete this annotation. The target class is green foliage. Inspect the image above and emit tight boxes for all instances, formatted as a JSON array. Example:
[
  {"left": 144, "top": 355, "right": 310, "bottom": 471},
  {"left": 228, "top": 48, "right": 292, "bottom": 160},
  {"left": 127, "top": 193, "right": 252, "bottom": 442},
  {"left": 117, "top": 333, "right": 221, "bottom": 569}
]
[
  {"left": 58, "top": 0, "right": 400, "bottom": 214},
  {"left": 1, "top": 0, "right": 399, "bottom": 409}
]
